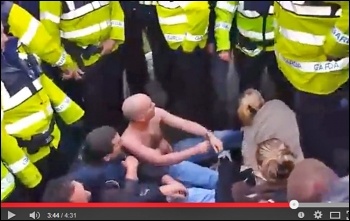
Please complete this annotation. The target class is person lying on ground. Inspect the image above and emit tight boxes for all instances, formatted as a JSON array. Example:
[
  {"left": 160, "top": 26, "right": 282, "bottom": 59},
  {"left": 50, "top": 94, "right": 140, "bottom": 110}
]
[
  {"left": 69, "top": 126, "right": 216, "bottom": 202},
  {"left": 216, "top": 138, "right": 296, "bottom": 202},
  {"left": 121, "top": 94, "right": 243, "bottom": 189},
  {"left": 287, "top": 159, "right": 349, "bottom": 203},
  {"left": 237, "top": 89, "right": 304, "bottom": 175}
]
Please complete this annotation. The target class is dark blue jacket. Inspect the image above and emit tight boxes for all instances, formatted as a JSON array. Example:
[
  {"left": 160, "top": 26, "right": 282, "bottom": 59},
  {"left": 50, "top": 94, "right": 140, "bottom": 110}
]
[
  {"left": 2, "top": 37, "right": 42, "bottom": 95},
  {"left": 243, "top": 1, "right": 273, "bottom": 15},
  {"left": 3, "top": 37, "right": 20, "bottom": 62},
  {"left": 99, "top": 179, "right": 166, "bottom": 202},
  {"left": 119, "top": 1, "right": 157, "bottom": 24},
  {"left": 70, "top": 160, "right": 126, "bottom": 197},
  {"left": 70, "top": 160, "right": 166, "bottom": 202}
]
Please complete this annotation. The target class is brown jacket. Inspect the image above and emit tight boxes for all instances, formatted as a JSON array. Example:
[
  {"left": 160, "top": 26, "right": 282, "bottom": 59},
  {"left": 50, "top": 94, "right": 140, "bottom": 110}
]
[{"left": 241, "top": 100, "right": 304, "bottom": 176}]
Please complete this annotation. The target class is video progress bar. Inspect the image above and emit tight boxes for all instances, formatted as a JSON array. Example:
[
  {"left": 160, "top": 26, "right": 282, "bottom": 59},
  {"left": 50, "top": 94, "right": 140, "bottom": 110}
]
[
  {"left": 289, "top": 200, "right": 349, "bottom": 209},
  {"left": 299, "top": 203, "right": 349, "bottom": 208}
]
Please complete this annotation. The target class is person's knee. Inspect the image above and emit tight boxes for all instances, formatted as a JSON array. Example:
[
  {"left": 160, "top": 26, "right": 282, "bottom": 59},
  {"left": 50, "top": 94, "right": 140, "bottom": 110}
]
[
  {"left": 172, "top": 137, "right": 203, "bottom": 152},
  {"left": 213, "top": 130, "right": 243, "bottom": 149},
  {"left": 169, "top": 161, "right": 218, "bottom": 188}
]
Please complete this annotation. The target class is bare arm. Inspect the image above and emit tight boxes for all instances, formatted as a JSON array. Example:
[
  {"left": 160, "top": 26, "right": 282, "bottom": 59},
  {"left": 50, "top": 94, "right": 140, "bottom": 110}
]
[
  {"left": 122, "top": 138, "right": 201, "bottom": 166},
  {"left": 158, "top": 108, "right": 208, "bottom": 137}
]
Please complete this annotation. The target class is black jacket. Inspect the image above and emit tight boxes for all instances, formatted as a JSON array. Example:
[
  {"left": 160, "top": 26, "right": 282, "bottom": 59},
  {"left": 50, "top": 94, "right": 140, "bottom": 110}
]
[
  {"left": 99, "top": 179, "right": 167, "bottom": 202},
  {"left": 216, "top": 158, "right": 287, "bottom": 202}
]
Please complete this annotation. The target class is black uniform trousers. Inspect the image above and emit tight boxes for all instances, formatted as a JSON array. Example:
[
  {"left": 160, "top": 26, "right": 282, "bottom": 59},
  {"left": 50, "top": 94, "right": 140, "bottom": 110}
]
[
  {"left": 157, "top": 46, "right": 215, "bottom": 128},
  {"left": 121, "top": 2, "right": 185, "bottom": 103},
  {"left": 43, "top": 50, "right": 125, "bottom": 134},
  {"left": 234, "top": 49, "right": 294, "bottom": 108},
  {"left": 121, "top": 4, "right": 150, "bottom": 95},
  {"left": 81, "top": 50, "right": 125, "bottom": 133},
  {"left": 120, "top": 2, "right": 166, "bottom": 96},
  {"left": 294, "top": 87, "right": 349, "bottom": 177}
]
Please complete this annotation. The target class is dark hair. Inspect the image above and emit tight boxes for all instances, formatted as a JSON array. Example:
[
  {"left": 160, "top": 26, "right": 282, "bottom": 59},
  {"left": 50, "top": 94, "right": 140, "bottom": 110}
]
[
  {"left": 41, "top": 176, "right": 74, "bottom": 202},
  {"left": 82, "top": 142, "right": 111, "bottom": 163},
  {"left": 82, "top": 126, "right": 116, "bottom": 163}
]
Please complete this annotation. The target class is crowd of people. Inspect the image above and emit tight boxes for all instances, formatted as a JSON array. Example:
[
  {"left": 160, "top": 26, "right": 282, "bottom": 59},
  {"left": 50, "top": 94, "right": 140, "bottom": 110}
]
[{"left": 1, "top": 1, "right": 349, "bottom": 203}]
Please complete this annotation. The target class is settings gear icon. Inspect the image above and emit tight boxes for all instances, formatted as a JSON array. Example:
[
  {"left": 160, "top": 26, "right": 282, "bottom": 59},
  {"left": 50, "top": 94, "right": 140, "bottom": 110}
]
[{"left": 314, "top": 210, "right": 323, "bottom": 219}]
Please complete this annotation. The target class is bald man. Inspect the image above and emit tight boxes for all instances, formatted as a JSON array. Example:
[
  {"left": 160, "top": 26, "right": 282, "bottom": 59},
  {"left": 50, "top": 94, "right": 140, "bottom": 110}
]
[
  {"left": 238, "top": 89, "right": 304, "bottom": 176},
  {"left": 120, "top": 93, "right": 242, "bottom": 190},
  {"left": 287, "top": 159, "right": 349, "bottom": 203}
]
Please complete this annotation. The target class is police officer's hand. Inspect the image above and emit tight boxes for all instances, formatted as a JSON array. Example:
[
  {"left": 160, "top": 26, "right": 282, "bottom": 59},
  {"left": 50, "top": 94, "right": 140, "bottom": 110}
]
[
  {"left": 219, "top": 50, "right": 232, "bottom": 62},
  {"left": 100, "top": 39, "right": 117, "bottom": 56},
  {"left": 61, "top": 68, "right": 84, "bottom": 80}
]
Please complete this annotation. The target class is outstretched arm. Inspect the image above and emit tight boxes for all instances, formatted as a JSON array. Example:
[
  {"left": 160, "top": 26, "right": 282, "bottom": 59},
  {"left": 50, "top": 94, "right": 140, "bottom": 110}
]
[
  {"left": 158, "top": 108, "right": 208, "bottom": 137},
  {"left": 121, "top": 137, "right": 204, "bottom": 166},
  {"left": 158, "top": 108, "right": 223, "bottom": 152}
]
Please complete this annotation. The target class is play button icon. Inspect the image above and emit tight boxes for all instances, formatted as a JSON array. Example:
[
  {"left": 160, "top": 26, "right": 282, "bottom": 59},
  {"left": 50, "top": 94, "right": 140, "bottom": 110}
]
[{"left": 8, "top": 211, "right": 16, "bottom": 219}]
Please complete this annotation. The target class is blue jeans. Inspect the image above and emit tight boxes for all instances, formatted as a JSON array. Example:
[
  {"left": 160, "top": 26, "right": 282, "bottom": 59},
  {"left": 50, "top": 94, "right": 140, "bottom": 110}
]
[
  {"left": 169, "top": 161, "right": 218, "bottom": 189},
  {"left": 168, "top": 130, "right": 243, "bottom": 189},
  {"left": 173, "top": 130, "right": 243, "bottom": 163},
  {"left": 186, "top": 188, "right": 215, "bottom": 202}
]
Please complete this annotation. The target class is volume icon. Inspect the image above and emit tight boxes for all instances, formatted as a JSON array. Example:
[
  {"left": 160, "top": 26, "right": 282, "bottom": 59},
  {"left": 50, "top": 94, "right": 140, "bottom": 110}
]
[{"left": 29, "top": 211, "right": 40, "bottom": 219}]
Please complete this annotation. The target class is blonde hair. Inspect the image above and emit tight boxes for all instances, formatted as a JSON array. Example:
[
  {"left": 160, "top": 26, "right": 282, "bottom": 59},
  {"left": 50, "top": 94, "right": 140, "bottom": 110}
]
[
  {"left": 239, "top": 89, "right": 265, "bottom": 111},
  {"left": 256, "top": 138, "right": 296, "bottom": 183},
  {"left": 237, "top": 89, "right": 265, "bottom": 126}
]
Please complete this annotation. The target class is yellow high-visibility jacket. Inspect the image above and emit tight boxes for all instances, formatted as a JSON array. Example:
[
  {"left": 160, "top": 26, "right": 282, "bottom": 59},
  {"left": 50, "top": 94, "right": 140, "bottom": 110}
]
[
  {"left": 39, "top": 1, "right": 125, "bottom": 66},
  {"left": 1, "top": 161, "right": 15, "bottom": 201},
  {"left": 215, "top": 1, "right": 275, "bottom": 57},
  {"left": 1, "top": 106, "right": 42, "bottom": 191},
  {"left": 1, "top": 47, "right": 84, "bottom": 163},
  {"left": 156, "top": 1, "right": 210, "bottom": 52},
  {"left": 1, "top": 1, "right": 77, "bottom": 70},
  {"left": 274, "top": 1, "right": 349, "bottom": 94}
]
